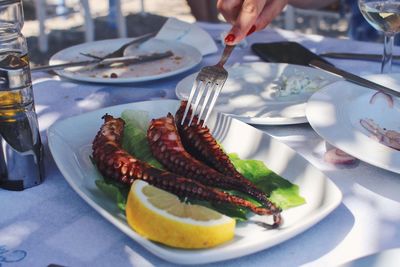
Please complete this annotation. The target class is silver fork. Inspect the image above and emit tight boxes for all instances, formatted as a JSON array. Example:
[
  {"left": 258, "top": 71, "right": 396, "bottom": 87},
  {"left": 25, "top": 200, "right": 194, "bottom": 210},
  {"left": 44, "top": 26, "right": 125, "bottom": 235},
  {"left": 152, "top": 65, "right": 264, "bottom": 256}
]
[
  {"left": 181, "top": 45, "right": 236, "bottom": 127},
  {"left": 80, "top": 32, "right": 156, "bottom": 60}
]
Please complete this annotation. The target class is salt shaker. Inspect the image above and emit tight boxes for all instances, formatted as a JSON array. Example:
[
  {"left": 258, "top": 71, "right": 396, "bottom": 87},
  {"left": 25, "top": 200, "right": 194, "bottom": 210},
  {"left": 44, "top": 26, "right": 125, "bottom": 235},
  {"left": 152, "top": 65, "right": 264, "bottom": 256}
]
[{"left": 0, "top": 0, "right": 44, "bottom": 190}]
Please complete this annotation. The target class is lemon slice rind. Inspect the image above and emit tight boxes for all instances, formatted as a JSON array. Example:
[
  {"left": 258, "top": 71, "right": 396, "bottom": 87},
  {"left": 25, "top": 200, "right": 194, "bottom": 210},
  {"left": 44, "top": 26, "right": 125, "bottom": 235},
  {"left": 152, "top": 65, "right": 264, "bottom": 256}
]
[{"left": 126, "top": 180, "right": 235, "bottom": 249}]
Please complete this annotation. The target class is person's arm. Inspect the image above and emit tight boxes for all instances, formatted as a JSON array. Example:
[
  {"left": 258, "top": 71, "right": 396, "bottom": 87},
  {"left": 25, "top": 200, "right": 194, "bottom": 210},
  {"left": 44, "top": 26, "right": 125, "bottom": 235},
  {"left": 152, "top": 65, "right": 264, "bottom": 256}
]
[
  {"left": 217, "top": 0, "right": 288, "bottom": 45},
  {"left": 218, "top": 0, "right": 339, "bottom": 45}
]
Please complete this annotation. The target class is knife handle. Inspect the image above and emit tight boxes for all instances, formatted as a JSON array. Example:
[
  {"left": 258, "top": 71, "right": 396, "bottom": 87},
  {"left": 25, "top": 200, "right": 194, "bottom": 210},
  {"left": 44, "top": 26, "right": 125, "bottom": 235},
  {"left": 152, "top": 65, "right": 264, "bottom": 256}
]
[
  {"left": 31, "top": 51, "right": 173, "bottom": 73},
  {"left": 320, "top": 52, "right": 400, "bottom": 62},
  {"left": 31, "top": 60, "right": 98, "bottom": 72},
  {"left": 309, "top": 59, "right": 400, "bottom": 98}
]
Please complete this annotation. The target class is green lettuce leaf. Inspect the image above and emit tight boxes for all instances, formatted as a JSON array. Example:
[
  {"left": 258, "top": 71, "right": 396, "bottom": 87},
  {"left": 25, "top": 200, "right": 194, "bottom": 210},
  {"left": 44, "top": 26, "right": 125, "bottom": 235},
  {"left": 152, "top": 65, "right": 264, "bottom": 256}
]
[
  {"left": 95, "top": 179, "right": 128, "bottom": 212},
  {"left": 121, "top": 110, "right": 163, "bottom": 169},
  {"left": 228, "top": 153, "right": 306, "bottom": 209},
  {"left": 270, "top": 186, "right": 305, "bottom": 210}
]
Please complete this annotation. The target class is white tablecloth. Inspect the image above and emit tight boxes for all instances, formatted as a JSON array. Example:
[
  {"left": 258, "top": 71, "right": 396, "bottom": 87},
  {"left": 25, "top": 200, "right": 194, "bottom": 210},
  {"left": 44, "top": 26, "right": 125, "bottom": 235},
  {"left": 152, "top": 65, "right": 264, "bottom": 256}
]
[{"left": 1, "top": 22, "right": 400, "bottom": 267}]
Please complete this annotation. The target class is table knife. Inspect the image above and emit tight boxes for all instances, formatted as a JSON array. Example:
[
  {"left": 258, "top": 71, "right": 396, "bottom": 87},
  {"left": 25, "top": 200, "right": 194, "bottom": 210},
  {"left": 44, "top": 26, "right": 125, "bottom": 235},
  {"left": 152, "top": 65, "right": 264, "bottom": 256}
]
[
  {"left": 31, "top": 51, "right": 174, "bottom": 72},
  {"left": 309, "top": 59, "right": 400, "bottom": 98},
  {"left": 319, "top": 52, "right": 400, "bottom": 62}
]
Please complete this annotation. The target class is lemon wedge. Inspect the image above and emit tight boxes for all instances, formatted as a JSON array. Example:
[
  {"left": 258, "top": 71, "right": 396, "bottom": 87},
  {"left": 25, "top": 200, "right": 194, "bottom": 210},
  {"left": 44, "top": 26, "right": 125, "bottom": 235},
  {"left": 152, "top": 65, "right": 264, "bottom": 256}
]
[{"left": 126, "top": 180, "right": 235, "bottom": 249}]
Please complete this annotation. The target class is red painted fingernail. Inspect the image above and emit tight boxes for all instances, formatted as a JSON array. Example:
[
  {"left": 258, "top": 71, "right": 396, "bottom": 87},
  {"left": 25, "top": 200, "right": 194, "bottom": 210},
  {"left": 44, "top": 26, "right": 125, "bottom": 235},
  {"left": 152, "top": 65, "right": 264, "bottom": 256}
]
[
  {"left": 224, "top": 33, "right": 235, "bottom": 43},
  {"left": 247, "top": 25, "right": 256, "bottom": 36}
]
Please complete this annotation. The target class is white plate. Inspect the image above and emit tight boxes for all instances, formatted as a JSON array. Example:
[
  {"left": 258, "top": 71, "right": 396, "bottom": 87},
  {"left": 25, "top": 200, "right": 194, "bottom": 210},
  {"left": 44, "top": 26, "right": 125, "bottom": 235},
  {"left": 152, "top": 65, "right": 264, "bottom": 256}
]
[
  {"left": 50, "top": 38, "right": 202, "bottom": 83},
  {"left": 306, "top": 73, "right": 400, "bottom": 174},
  {"left": 175, "top": 62, "right": 340, "bottom": 125},
  {"left": 47, "top": 99, "right": 342, "bottom": 265}
]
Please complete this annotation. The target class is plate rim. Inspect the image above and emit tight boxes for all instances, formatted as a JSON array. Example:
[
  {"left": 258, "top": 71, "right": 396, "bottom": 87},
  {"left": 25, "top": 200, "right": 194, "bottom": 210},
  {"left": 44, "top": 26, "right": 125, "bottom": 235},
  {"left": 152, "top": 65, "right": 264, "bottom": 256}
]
[
  {"left": 306, "top": 74, "right": 400, "bottom": 174},
  {"left": 47, "top": 99, "right": 343, "bottom": 264},
  {"left": 175, "top": 62, "right": 340, "bottom": 125},
  {"left": 50, "top": 38, "right": 202, "bottom": 84}
]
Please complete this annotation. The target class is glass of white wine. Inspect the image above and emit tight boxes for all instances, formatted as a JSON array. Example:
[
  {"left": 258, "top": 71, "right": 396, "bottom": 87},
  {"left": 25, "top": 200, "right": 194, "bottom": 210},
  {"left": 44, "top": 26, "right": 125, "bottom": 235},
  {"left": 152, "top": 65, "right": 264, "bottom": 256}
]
[{"left": 359, "top": 0, "right": 400, "bottom": 73}]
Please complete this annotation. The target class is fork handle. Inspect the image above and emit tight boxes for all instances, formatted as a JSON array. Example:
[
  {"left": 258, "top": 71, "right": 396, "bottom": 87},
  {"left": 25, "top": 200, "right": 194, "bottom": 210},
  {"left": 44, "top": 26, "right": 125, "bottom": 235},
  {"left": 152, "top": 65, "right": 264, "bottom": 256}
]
[{"left": 217, "top": 45, "right": 236, "bottom": 67}]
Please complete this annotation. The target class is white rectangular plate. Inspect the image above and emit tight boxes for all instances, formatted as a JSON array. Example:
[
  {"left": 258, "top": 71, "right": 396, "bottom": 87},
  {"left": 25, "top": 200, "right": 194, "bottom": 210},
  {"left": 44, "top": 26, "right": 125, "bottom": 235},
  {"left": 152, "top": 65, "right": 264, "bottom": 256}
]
[{"left": 47, "top": 99, "right": 342, "bottom": 265}]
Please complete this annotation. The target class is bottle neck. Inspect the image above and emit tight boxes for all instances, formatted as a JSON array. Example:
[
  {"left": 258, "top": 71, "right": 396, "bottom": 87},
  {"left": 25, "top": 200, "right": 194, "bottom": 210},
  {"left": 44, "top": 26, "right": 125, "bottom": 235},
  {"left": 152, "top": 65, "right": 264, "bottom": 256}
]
[
  {"left": 0, "top": 26, "right": 19, "bottom": 38},
  {"left": 0, "top": 23, "right": 27, "bottom": 58},
  {"left": 0, "top": 0, "right": 22, "bottom": 5},
  {"left": 0, "top": 0, "right": 24, "bottom": 31}
]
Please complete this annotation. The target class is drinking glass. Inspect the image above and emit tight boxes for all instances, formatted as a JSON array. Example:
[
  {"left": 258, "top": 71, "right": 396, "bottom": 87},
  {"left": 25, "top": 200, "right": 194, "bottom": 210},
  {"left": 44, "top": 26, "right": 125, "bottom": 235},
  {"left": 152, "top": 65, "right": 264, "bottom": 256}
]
[{"left": 358, "top": 0, "right": 400, "bottom": 73}]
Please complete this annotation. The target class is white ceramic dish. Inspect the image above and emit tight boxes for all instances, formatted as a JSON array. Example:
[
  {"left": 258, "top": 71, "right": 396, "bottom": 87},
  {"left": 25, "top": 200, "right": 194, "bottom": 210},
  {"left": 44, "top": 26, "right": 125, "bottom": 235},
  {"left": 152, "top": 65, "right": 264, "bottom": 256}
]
[
  {"left": 175, "top": 62, "right": 340, "bottom": 125},
  {"left": 306, "top": 73, "right": 400, "bottom": 174},
  {"left": 48, "top": 99, "right": 342, "bottom": 265},
  {"left": 50, "top": 38, "right": 202, "bottom": 83}
]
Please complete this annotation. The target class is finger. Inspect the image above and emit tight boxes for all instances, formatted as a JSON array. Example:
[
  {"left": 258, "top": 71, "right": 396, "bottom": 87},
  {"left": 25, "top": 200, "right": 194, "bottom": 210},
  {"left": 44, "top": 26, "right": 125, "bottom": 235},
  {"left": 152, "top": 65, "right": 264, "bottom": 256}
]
[
  {"left": 225, "top": 0, "right": 268, "bottom": 45},
  {"left": 217, "top": 0, "right": 243, "bottom": 24},
  {"left": 255, "top": 0, "right": 288, "bottom": 30}
]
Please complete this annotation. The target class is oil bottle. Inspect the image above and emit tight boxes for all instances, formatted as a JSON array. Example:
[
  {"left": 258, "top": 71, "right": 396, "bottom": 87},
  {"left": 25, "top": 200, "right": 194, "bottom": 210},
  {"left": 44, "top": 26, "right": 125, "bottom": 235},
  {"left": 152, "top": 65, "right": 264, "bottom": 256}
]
[{"left": 0, "top": 0, "right": 44, "bottom": 190}]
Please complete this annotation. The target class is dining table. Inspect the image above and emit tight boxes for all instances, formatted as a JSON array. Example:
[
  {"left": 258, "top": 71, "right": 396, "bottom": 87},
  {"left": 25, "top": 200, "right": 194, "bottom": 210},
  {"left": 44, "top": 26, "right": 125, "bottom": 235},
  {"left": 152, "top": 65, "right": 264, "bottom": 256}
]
[{"left": 1, "top": 21, "right": 400, "bottom": 267}]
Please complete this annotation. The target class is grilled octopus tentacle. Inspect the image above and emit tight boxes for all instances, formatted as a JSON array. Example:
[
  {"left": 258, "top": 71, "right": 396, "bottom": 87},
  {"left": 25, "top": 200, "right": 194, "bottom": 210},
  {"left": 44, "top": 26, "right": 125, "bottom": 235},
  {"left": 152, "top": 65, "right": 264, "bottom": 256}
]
[
  {"left": 147, "top": 113, "right": 282, "bottom": 225},
  {"left": 175, "top": 101, "right": 240, "bottom": 176},
  {"left": 175, "top": 101, "right": 278, "bottom": 208},
  {"left": 92, "top": 114, "right": 277, "bottom": 218}
]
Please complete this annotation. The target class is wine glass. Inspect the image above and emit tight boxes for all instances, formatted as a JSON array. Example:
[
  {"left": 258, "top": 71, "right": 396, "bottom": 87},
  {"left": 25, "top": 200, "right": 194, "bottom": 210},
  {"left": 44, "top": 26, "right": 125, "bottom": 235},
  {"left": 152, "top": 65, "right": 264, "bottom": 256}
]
[{"left": 358, "top": 0, "right": 400, "bottom": 73}]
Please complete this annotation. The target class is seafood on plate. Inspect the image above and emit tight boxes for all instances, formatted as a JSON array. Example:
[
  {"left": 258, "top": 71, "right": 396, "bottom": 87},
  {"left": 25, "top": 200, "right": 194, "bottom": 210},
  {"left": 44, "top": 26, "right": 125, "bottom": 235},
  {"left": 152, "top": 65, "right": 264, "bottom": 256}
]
[
  {"left": 175, "top": 101, "right": 250, "bottom": 177},
  {"left": 360, "top": 118, "right": 400, "bottom": 150},
  {"left": 147, "top": 101, "right": 280, "bottom": 216},
  {"left": 92, "top": 114, "right": 282, "bottom": 227}
]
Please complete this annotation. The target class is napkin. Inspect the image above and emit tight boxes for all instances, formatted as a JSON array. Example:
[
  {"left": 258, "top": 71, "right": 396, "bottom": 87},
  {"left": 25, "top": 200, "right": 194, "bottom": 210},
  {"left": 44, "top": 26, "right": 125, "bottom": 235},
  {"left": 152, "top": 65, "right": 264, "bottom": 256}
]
[{"left": 156, "top": 18, "right": 218, "bottom": 56}]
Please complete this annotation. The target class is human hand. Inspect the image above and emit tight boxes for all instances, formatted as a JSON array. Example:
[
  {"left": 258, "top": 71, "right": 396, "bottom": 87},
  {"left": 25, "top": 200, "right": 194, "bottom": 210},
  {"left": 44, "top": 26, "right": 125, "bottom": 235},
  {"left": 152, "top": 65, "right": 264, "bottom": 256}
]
[{"left": 217, "top": 0, "right": 288, "bottom": 45}]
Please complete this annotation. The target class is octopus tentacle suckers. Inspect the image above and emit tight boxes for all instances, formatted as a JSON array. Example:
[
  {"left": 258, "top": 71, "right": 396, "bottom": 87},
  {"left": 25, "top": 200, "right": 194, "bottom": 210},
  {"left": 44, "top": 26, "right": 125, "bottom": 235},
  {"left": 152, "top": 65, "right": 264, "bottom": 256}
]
[{"left": 92, "top": 103, "right": 282, "bottom": 228}]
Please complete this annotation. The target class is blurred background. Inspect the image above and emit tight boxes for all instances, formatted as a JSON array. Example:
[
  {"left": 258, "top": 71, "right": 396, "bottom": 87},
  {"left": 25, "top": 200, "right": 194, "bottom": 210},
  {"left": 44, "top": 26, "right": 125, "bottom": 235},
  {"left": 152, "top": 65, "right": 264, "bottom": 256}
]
[{"left": 22, "top": 0, "right": 351, "bottom": 66}]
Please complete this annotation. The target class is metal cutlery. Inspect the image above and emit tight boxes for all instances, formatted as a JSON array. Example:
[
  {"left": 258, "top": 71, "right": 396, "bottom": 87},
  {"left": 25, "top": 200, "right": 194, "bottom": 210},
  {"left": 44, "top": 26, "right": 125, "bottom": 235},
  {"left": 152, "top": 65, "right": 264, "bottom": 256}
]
[
  {"left": 31, "top": 32, "right": 157, "bottom": 72},
  {"left": 250, "top": 41, "right": 400, "bottom": 98},
  {"left": 181, "top": 45, "right": 235, "bottom": 127},
  {"left": 319, "top": 52, "right": 400, "bottom": 62},
  {"left": 31, "top": 51, "right": 173, "bottom": 72},
  {"left": 309, "top": 59, "right": 400, "bottom": 98},
  {"left": 81, "top": 31, "right": 156, "bottom": 60}
]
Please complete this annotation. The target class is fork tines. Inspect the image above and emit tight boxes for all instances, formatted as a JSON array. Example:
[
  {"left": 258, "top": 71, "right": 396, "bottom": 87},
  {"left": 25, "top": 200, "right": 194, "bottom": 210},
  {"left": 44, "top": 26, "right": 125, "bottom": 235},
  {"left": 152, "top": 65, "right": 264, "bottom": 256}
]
[
  {"left": 181, "top": 45, "right": 235, "bottom": 127},
  {"left": 182, "top": 66, "right": 228, "bottom": 127}
]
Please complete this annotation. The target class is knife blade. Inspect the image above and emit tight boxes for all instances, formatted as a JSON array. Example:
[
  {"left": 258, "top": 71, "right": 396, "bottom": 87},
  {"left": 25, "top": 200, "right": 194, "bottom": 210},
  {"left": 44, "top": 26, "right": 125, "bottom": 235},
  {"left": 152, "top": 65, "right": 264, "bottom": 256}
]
[
  {"left": 319, "top": 52, "right": 400, "bottom": 62},
  {"left": 309, "top": 59, "right": 400, "bottom": 98},
  {"left": 31, "top": 51, "right": 174, "bottom": 72}
]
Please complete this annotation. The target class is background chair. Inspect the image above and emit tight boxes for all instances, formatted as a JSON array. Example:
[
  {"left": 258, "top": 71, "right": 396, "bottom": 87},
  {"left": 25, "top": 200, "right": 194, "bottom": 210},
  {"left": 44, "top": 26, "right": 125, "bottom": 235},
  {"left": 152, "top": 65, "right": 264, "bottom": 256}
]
[
  {"left": 33, "top": 0, "right": 143, "bottom": 53},
  {"left": 33, "top": 0, "right": 94, "bottom": 52},
  {"left": 284, "top": 1, "right": 350, "bottom": 34}
]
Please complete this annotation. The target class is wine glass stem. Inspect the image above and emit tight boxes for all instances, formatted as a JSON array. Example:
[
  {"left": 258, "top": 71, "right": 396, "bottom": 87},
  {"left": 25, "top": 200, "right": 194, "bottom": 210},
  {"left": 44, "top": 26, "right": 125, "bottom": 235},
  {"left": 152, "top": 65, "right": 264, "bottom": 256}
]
[{"left": 381, "top": 34, "right": 394, "bottom": 74}]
